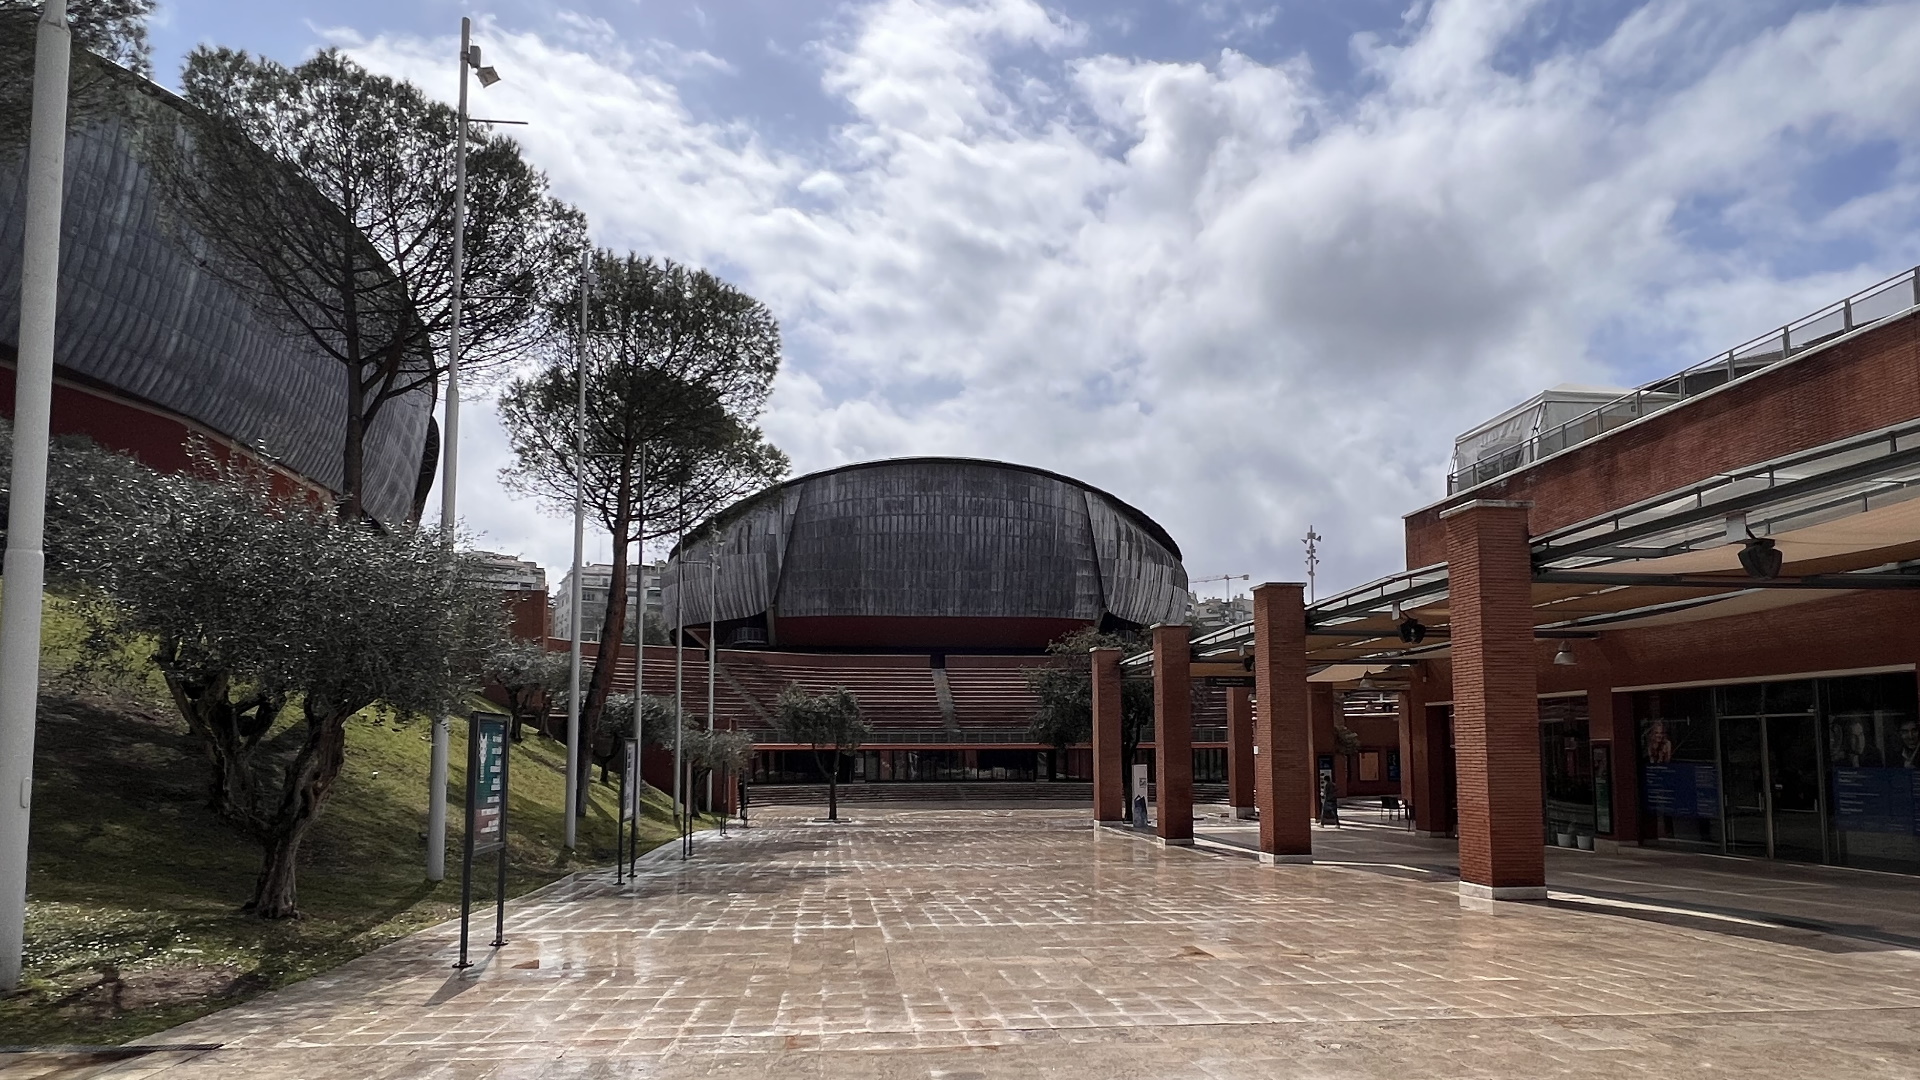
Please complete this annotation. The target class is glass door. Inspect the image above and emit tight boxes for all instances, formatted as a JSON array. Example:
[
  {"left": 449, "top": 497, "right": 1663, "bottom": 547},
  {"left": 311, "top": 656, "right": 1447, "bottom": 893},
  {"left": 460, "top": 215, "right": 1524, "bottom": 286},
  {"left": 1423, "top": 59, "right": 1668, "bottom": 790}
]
[
  {"left": 1766, "top": 715, "right": 1825, "bottom": 862},
  {"left": 1719, "top": 716, "right": 1770, "bottom": 857}
]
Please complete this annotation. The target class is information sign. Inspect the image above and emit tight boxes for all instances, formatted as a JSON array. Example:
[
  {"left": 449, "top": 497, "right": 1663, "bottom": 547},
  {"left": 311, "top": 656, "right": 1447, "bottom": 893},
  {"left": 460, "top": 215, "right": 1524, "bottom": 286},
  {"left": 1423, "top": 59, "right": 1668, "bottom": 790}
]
[
  {"left": 1832, "top": 767, "right": 1919, "bottom": 835},
  {"left": 622, "top": 740, "right": 640, "bottom": 822},
  {"left": 1204, "top": 675, "right": 1256, "bottom": 688},
  {"left": 1642, "top": 762, "right": 1719, "bottom": 818},
  {"left": 471, "top": 717, "right": 507, "bottom": 855},
  {"left": 456, "top": 712, "right": 511, "bottom": 969}
]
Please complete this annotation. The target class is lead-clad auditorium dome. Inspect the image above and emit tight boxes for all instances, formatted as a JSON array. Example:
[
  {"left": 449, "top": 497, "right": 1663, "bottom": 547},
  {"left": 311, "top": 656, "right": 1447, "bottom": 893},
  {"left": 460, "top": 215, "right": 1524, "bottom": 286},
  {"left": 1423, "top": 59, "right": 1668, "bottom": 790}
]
[
  {"left": 662, "top": 458, "right": 1190, "bottom": 650},
  {"left": 0, "top": 36, "right": 433, "bottom": 527}
]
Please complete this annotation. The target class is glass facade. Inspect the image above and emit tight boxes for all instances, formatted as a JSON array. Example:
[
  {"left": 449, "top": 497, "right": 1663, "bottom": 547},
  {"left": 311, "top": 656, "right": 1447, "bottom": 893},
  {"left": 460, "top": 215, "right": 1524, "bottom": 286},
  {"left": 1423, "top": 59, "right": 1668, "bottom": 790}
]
[
  {"left": 1540, "top": 698, "right": 1600, "bottom": 841},
  {"left": 1635, "top": 673, "right": 1920, "bottom": 874}
]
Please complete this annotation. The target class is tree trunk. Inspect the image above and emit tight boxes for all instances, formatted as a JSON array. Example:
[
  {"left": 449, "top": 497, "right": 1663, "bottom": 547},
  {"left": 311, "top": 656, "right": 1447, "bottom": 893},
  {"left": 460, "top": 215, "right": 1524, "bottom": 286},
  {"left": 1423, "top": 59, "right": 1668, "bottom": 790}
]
[
  {"left": 827, "top": 750, "right": 840, "bottom": 821},
  {"left": 580, "top": 480, "right": 635, "bottom": 817},
  {"left": 247, "top": 703, "right": 353, "bottom": 919},
  {"left": 162, "top": 663, "right": 284, "bottom": 825},
  {"left": 338, "top": 233, "right": 367, "bottom": 523}
]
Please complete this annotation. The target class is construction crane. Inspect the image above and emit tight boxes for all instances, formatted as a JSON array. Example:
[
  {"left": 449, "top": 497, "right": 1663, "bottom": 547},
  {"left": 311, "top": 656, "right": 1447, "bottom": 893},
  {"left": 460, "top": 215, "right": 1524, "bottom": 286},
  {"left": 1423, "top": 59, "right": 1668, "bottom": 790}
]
[{"left": 1190, "top": 573, "right": 1251, "bottom": 599}]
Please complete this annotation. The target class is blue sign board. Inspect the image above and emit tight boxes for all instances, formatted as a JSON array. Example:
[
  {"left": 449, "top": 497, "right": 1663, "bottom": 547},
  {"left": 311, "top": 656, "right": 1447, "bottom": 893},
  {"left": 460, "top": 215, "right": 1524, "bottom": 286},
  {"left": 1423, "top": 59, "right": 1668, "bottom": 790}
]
[
  {"left": 1831, "top": 767, "right": 1920, "bottom": 836},
  {"left": 1643, "top": 762, "right": 1720, "bottom": 818}
]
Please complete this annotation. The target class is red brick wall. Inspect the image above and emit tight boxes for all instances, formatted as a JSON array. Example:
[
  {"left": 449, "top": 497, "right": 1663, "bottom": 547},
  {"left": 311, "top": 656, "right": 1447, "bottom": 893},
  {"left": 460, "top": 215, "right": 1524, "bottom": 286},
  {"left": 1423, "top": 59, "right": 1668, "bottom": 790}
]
[
  {"left": 1407, "top": 311, "right": 1920, "bottom": 567},
  {"left": 1417, "top": 589, "right": 1920, "bottom": 842},
  {"left": 1151, "top": 625, "right": 1193, "bottom": 842},
  {"left": 1252, "top": 583, "right": 1312, "bottom": 857},
  {"left": 1445, "top": 503, "right": 1545, "bottom": 890},
  {"left": 1091, "top": 648, "right": 1125, "bottom": 822}
]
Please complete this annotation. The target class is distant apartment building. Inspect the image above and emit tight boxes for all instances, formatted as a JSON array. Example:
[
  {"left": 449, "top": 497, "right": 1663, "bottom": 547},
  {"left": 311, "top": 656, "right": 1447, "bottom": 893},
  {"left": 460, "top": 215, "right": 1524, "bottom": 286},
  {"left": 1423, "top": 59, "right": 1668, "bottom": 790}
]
[
  {"left": 1190, "top": 593, "right": 1251, "bottom": 633},
  {"left": 470, "top": 552, "right": 547, "bottom": 593},
  {"left": 552, "top": 562, "right": 666, "bottom": 643}
]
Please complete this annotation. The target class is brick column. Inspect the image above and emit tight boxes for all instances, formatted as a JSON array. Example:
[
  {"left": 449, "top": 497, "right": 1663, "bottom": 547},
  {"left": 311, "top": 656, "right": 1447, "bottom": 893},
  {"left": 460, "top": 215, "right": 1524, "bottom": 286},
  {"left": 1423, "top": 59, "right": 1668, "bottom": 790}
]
[
  {"left": 1443, "top": 500, "right": 1544, "bottom": 901},
  {"left": 1252, "top": 583, "right": 1312, "bottom": 862},
  {"left": 1091, "top": 647, "right": 1125, "bottom": 824},
  {"left": 1395, "top": 685, "right": 1414, "bottom": 808},
  {"left": 1310, "top": 683, "right": 1338, "bottom": 812},
  {"left": 1404, "top": 664, "right": 1449, "bottom": 837},
  {"left": 1226, "top": 685, "right": 1254, "bottom": 819},
  {"left": 1590, "top": 681, "right": 1639, "bottom": 845},
  {"left": 1151, "top": 624, "right": 1193, "bottom": 845}
]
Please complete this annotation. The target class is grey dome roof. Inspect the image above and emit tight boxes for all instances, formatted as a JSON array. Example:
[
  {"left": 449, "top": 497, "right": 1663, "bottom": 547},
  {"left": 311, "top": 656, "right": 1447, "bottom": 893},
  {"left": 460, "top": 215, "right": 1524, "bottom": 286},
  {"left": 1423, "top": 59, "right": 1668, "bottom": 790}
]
[
  {"left": 0, "top": 57, "right": 432, "bottom": 526},
  {"left": 662, "top": 457, "right": 1189, "bottom": 641}
]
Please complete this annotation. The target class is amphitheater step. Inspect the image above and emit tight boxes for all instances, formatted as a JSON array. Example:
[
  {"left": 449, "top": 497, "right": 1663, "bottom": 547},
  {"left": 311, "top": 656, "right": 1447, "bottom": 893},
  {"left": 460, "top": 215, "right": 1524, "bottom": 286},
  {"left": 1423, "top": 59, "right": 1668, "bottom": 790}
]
[{"left": 747, "top": 782, "right": 1092, "bottom": 807}]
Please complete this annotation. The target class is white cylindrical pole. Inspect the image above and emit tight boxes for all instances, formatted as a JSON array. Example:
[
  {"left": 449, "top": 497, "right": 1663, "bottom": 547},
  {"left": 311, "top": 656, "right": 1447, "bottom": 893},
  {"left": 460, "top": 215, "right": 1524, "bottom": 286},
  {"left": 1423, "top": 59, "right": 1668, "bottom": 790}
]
[
  {"left": 425, "top": 16, "right": 472, "bottom": 886},
  {"left": 631, "top": 450, "right": 645, "bottom": 773},
  {"left": 672, "top": 499, "right": 684, "bottom": 835},
  {"left": 563, "top": 251, "right": 588, "bottom": 849},
  {"left": 0, "top": 0, "right": 70, "bottom": 993},
  {"left": 705, "top": 532, "right": 717, "bottom": 813}
]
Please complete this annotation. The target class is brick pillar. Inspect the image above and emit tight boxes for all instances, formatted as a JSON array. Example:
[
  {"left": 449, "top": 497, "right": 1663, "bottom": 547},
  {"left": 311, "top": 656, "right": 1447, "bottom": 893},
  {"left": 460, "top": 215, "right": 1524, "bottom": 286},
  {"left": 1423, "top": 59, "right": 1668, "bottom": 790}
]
[
  {"left": 1252, "top": 583, "right": 1312, "bottom": 862},
  {"left": 1395, "top": 684, "right": 1414, "bottom": 806},
  {"left": 1589, "top": 680, "right": 1639, "bottom": 845},
  {"left": 1091, "top": 647, "right": 1125, "bottom": 824},
  {"left": 1405, "top": 664, "right": 1449, "bottom": 837},
  {"left": 1152, "top": 624, "right": 1193, "bottom": 845},
  {"left": 1226, "top": 685, "right": 1254, "bottom": 818},
  {"left": 1310, "top": 683, "right": 1338, "bottom": 811},
  {"left": 1444, "top": 500, "right": 1544, "bottom": 900}
]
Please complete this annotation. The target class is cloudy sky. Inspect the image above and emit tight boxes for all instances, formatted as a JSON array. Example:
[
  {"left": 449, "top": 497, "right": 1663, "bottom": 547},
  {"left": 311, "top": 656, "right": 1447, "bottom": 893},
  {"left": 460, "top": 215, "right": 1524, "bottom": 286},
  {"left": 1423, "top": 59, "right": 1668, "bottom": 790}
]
[{"left": 145, "top": 0, "right": 1920, "bottom": 599}]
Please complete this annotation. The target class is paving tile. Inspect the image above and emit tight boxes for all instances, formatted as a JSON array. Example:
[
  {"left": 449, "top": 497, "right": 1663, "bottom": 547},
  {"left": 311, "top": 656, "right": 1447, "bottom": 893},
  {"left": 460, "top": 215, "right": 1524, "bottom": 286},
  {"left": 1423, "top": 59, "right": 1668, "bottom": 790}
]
[{"left": 50, "top": 807, "right": 1920, "bottom": 1079}]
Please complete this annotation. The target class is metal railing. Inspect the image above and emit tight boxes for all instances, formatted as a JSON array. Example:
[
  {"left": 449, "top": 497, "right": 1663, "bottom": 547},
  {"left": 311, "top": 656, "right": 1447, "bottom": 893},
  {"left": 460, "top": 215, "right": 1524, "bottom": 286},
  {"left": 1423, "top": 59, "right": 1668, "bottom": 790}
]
[{"left": 1448, "top": 266, "right": 1920, "bottom": 493}]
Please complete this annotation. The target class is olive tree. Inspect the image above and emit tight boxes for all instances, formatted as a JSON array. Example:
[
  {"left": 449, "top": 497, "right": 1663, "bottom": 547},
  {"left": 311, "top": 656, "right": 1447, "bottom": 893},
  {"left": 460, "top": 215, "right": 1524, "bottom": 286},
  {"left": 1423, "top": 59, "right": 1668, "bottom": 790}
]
[
  {"left": 50, "top": 444, "right": 501, "bottom": 917},
  {"left": 772, "top": 686, "right": 869, "bottom": 822},
  {"left": 486, "top": 639, "right": 576, "bottom": 743},
  {"left": 682, "top": 722, "right": 755, "bottom": 814}
]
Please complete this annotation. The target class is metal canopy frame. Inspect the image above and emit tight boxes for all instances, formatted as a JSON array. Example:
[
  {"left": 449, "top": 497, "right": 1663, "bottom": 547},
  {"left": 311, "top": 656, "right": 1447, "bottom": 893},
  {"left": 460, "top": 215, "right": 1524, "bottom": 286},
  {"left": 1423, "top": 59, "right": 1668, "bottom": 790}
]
[{"left": 1127, "top": 418, "right": 1920, "bottom": 675}]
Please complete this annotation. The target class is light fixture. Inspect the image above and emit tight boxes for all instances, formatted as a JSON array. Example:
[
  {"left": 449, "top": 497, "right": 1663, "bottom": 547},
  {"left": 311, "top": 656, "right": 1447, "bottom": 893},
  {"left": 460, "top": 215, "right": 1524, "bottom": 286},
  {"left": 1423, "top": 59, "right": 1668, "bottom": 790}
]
[
  {"left": 1738, "top": 536, "right": 1783, "bottom": 580},
  {"left": 468, "top": 44, "right": 502, "bottom": 87},
  {"left": 1356, "top": 672, "right": 1378, "bottom": 691},
  {"left": 1553, "top": 642, "right": 1577, "bottom": 666},
  {"left": 1397, "top": 617, "right": 1426, "bottom": 644}
]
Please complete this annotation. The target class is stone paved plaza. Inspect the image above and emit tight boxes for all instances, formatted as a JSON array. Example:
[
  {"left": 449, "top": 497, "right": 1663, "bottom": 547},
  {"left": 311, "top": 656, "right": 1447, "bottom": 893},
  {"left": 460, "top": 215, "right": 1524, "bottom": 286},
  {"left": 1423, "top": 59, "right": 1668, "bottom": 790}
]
[{"left": 13, "top": 807, "right": 1920, "bottom": 1079}]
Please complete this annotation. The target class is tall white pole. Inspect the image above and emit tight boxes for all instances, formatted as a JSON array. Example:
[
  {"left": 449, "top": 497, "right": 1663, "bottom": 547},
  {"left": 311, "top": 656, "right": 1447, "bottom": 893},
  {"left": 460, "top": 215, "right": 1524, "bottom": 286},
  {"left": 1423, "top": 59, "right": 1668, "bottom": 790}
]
[
  {"left": 0, "top": 0, "right": 70, "bottom": 992},
  {"left": 426, "top": 15, "right": 473, "bottom": 885},
  {"left": 632, "top": 450, "right": 645, "bottom": 778},
  {"left": 672, "top": 499, "right": 684, "bottom": 834},
  {"left": 705, "top": 530, "right": 717, "bottom": 813},
  {"left": 564, "top": 251, "right": 588, "bottom": 849}
]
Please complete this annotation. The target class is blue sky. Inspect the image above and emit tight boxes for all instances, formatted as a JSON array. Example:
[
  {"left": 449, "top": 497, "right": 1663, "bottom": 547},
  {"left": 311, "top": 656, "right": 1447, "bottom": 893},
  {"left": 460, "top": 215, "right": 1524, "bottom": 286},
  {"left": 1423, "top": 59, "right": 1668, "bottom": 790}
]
[{"left": 140, "top": 1, "right": 1920, "bottom": 596}]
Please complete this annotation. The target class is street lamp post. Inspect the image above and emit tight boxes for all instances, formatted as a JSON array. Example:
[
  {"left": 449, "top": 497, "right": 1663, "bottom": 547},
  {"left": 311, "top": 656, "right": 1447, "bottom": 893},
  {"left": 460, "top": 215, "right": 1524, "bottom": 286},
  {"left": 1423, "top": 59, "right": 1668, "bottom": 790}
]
[
  {"left": 563, "top": 250, "right": 589, "bottom": 849},
  {"left": 0, "top": 0, "right": 69, "bottom": 993},
  {"left": 673, "top": 498, "right": 686, "bottom": 853},
  {"left": 428, "top": 16, "right": 502, "bottom": 883},
  {"left": 706, "top": 530, "right": 718, "bottom": 814}
]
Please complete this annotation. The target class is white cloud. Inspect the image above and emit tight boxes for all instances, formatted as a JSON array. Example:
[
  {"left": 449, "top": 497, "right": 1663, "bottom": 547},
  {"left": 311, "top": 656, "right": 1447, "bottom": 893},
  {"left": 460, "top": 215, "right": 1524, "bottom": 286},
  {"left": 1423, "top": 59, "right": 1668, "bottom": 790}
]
[{"left": 341, "top": 0, "right": 1920, "bottom": 596}]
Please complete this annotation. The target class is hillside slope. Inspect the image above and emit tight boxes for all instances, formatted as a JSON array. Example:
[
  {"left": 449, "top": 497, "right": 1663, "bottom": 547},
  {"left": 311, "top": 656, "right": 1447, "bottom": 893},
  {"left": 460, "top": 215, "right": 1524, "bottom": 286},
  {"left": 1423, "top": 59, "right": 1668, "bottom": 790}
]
[{"left": 0, "top": 690, "right": 696, "bottom": 1045}]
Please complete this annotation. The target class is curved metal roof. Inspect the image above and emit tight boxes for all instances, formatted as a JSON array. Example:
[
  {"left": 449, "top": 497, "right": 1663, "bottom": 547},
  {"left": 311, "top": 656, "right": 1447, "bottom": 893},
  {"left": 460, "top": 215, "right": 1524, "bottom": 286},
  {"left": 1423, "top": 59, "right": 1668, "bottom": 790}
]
[{"left": 673, "top": 456, "right": 1182, "bottom": 561}]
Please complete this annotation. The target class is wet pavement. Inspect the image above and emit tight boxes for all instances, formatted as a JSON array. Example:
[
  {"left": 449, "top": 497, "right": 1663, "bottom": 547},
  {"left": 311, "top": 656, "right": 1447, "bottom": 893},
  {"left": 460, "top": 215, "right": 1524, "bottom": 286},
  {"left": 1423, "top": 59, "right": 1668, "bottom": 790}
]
[{"left": 14, "top": 806, "right": 1920, "bottom": 1078}]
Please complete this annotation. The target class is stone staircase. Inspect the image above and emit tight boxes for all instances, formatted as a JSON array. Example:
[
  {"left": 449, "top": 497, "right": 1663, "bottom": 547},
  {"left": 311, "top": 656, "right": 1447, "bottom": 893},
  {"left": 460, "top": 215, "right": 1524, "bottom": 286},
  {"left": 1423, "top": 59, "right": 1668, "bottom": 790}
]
[{"left": 748, "top": 782, "right": 1092, "bottom": 806}]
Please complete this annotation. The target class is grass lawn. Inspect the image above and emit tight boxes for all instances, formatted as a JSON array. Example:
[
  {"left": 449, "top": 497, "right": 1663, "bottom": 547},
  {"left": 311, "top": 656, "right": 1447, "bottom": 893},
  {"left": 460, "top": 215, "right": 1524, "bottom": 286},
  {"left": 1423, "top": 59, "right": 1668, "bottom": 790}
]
[{"left": 0, "top": 685, "right": 709, "bottom": 1046}]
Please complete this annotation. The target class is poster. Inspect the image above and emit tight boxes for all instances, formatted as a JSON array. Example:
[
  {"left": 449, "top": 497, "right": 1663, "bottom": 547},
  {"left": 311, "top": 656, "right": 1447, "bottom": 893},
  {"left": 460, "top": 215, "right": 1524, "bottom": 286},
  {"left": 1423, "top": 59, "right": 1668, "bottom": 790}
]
[
  {"left": 1831, "top": 767, "right": 1919, "bottom": 835},
  {"left": 622, "top": 739, "right": 640, "bottom": 823},
  {"left": 1643, "top": 762, "right": 1718, "bottom": 819}
]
